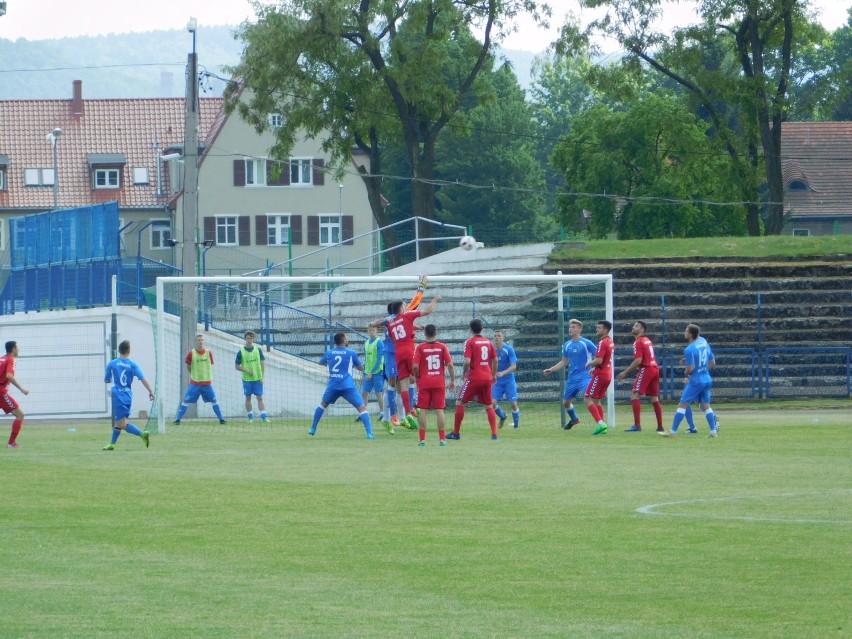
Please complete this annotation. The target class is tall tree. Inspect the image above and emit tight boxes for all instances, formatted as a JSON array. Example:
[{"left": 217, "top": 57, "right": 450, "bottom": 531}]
[
  {"left": 227, "top": 0, "right": 550, "bottom": 243},
  {"left": 572, "top": 0, "right": 814, "bottom": 235},
  {"left": 528, "top": 48, "right": 599, "bottom": 219},
  {"left": 552, "top": 92, "right": 747, "bottom": 239}
]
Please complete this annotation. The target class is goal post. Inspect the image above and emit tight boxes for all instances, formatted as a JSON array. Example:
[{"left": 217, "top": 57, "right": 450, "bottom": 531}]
[{"left": 152, "top": 273, "right": 615, "bottom": 435}]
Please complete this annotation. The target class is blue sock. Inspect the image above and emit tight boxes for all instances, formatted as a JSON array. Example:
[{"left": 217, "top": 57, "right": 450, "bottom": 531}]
[
  {"left": 568, "top": 407, "right": 578, "bottom": 422},
  {"left": 247, "top": 411, "right": 254, "bottom": 420},
  {"left": 495, "top": 405, "right": 507, "bottom": 420},
  {"left": 359, "top": 411, "right": 373, "bottom": 436},
  {"left": 213, "top": 404, "right": 224, "bottom": 420},
  {"left": 387, "top": 389, "right": 397, "bottom": 416},
  {"left": 705, "top": 409, "right": 716, "bottom": 431},
  {"left": 175, "top": 404, "right": 188, "bottom": 421},
  {"left": 512, "top": 410, "right": 520, "bottom": 427},
  {"left": 125, "top": 423, "right": 143, "bottom": 436},
  {"left": 310, "top": 406, "right": 325, "bottom": 432},
  {"left": 110, "top": 427, "right": 121, "bottom": 444},
  {"left": 260, "top": 411, "right": 268, "bottom": 421},
  {"left": 671, "top": 409, "right": 686, "bottom": 433},
  {"left": 685, "top": 406, "right": 696, "bottom": 429}
]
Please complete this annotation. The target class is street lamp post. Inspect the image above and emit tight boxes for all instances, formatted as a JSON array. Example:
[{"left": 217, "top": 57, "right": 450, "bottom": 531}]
[
  {"left": 46, "top": 128, "right": 62, "bottom": 208},
  {"left": 338, "top": 184, "right": 343, "bottom": 275}
]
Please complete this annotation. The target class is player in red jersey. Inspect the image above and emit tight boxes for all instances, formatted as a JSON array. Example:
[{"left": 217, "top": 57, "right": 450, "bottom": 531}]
[
  {"left": 616, "top": 320, "right": 663, "bottom": 432},
  {"left": 448, "top": 318, "right": 498, "bottom": 440},
  {"left": 0, "top": 341, "right": 30, "bottom": 449},
  {"left": 584, "top": 320, "right": 614, "bottom": 435},
  {"left": 412, "top": 324, "right": 455, "bottom": 446},
  {"left": 377, "top": 292, "right": 441, "bottom": 428}
]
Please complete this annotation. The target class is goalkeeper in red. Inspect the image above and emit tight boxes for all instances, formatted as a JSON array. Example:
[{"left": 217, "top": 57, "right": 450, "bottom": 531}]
[
  {"left": 371, "top": 277, "right": 441, "bottom": 430},
  {"left": 174, "top": 334, "right": 226, "bottom": 425},
  {"left": 616, "top": 321, "right": 663, "bottom": 432}
]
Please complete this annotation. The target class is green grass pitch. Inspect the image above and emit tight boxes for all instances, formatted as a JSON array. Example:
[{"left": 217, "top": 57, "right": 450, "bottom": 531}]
[{"left": 1, "top": 407, "right": 850, "bottom": 639}]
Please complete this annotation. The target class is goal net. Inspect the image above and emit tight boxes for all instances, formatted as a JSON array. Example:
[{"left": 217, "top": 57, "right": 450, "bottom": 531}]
[{"left": 148, "top": 274, "right": 614, "bottom": 435}]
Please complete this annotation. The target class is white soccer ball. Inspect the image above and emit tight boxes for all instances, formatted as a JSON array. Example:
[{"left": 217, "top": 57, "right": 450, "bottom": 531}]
[{"left": 459, "top": 235, "right": 476, "bottom": 250}]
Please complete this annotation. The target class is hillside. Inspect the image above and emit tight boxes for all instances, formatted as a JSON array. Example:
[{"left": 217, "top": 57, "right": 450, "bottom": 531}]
[{"left": 0, "top": 29, "right": 538, "bottom": 99}]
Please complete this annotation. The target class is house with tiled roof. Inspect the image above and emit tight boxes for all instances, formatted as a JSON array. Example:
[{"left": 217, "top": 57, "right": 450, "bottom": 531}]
[
  {"left": 781, "top": 121, "right": 852, "bottom": 236},
  {"left": 0, "top": 80, "right": 376, "bottom": 281}
]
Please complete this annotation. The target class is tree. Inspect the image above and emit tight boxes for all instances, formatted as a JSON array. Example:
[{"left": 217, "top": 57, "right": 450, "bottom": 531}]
[
  {"left": 528, "top": 48, "right": 600, "bottom": 219},
  {"left": 788, "top": 8, "right": 852, "bottom": 120},
  {"left": 227, "top": 0, "right": 550, "bottom": 249},
  {"left": 551, "top": 92, "right": 747, "bottom": 238},
  {"left": 432, "top": 62, "right": 546, "bottom": 238},
  {"left": 572, "top": 0, "right": 815, "bottom": 235}
]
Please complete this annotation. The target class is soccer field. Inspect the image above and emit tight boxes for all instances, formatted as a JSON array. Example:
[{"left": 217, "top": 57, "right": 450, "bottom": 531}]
[{"left": 1, "top": 409, "right": 850, "bottom": 639}]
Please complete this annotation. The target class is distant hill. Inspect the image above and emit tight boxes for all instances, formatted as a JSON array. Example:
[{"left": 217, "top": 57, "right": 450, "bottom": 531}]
[{"left": 0, "top": 27, "right": 539, "bottom": 100}]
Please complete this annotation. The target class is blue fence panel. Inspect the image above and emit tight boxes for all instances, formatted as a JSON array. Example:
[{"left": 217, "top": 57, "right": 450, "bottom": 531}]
[{"left": 764, "top": 347, "right": 852, "bottom": 399}]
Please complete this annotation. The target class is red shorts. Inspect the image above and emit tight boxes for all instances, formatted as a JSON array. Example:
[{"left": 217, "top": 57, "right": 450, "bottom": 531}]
[
  {"left": 632, "top": 366, "right": 660, "bottom": 397},
  {"left": 0, "top": 391, "right": 19, "bottom": 414},
  {"left": 457, "top": 378, "right": 493, "bottom": 405},
  {"left": 395, "top": 349, "right": 414, "bottom": 380},
  {"left": 416, "top": 387, "right": 446, "bottom": 410},
  {"left": 584, "top": 375, "right": 611, "bottom": 400}
]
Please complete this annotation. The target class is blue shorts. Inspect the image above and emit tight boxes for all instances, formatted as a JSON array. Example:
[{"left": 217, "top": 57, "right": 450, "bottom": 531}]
[
  {"left": 322, "top": 386, "right": 363, "bottom": 408},
  {"left": 563, "top": 377, "right": 589, "bottom": 402},
  {"left": 362, "top": 374, "right": 385, "bottom": 394},
  {"left": 183, "top": 384, "right": 218, "bottom": 404},
  {"left": 680, "top": 381, "right": 712, "bottom": 405},
  {"left": 384, "top": 356, "right": 398, "bottom": 380},
  {"left": 243, "top": 380, "right": 264, "bottom": 397},
  {"left": 492, "top": 377, "right": 518, "bottom": 402},
  {"left": 111, "top": 390, "right": 133, "bottom": 420}
]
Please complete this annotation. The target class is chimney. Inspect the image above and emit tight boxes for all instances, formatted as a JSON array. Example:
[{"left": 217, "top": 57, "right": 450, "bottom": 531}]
[{"left": 71, "top": 80, "right": 84, "bottom": 117}]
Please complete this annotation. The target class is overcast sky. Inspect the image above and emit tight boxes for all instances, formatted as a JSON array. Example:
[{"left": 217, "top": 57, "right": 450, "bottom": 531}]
[{"left": 0, "top": 0, "right": 848, "bottom": 51}]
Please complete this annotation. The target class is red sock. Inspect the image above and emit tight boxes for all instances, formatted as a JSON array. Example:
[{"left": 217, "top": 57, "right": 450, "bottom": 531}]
[
  {"left": 454, "top": 405, "right": 464, "bottom": 434},
  {"left": 587, "top": 403, "right": 599, "bottom": 421},
  {"left": 400, "top": 390, "right": 412, "bottom": 414},
  {"left": 653, "top": 401, "right": 663, "bottom": 428},
  {"left": 438, "top": 428, "right": 446, "bottom": 441},
  {"left": 632, "top": 399, "right": 642, "bottom": 426},
  {"left": 418, "top": 428, "right": 426, "bottom": 442},
  {"left": 486, "top": 407, "right": 498, "bottom": 436},
  {"left": 9, "top": 418, "right": 22, "bottom": 444}
]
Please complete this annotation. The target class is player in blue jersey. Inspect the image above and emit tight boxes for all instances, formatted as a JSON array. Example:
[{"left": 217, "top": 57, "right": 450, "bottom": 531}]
[
  {"left": 543, "top": 319, "right": 597, "bottom": 430},
  {"left": 659, "top": 324, "right": 719, "bottom": 438},
  {"left": 491, "top": 330, "right": 520, "bottom": 428},
  {"left": 102, "top": 340, "right": 155, "bottom": 450},
  {"left": 309, "top": 332, "right": 374, "bottom": 439}
]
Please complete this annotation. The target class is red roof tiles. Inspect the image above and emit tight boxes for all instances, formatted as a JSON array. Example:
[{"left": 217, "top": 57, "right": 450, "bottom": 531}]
[
  {"left": 0, "top": 88, "right": 223, "bottom": 211},
  {"left": 782, "top": 121, "right": 852, "bottom": 219}
]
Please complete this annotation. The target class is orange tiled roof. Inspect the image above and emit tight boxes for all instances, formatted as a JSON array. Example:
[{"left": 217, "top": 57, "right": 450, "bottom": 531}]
[
  {"left": 782, "top": 121, "right": 852, "bottom": 218},
  {"left": 0, "top": 90, "right": 223, "bottom": 210}
]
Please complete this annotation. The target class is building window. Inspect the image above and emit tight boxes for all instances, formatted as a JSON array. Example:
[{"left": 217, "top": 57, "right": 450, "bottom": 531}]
[
  {"left": 0, "top": 168, "right": 6, "bottom": 190},
  {"left": 319, "top": 215, "right": 340, "bottom": 245},
  {"left": 132, "top": 167, "right": 149, "bottom": 185},
  {"left": 24, "top": 167, "right": 54, "bottom": 186},
  {"left": 267, "top": 215, "right": 291, "bottom": 245},
  {"left": 787, "top": 180, "right": 810, "bottom": 191},
  {"left": 290, "top": 158, "right": 312, "bottom": 185},
  {"left": 245, "top": 158, "right": 267, "bottom": 186},
  {"left": 216, "top": 216, "right": 238, "bottom": 246},
  {"left": 150, "top": 220, "right": 172, "bottom": 249},
  {"left": 791, "top": 228, "right": 811, "bottom": 237},
  {"left": 269, "top": 113, "right": 283, "bottom": 128},
  {"left": 94, "top": 168, "right": 120, "bottom": 189}
]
